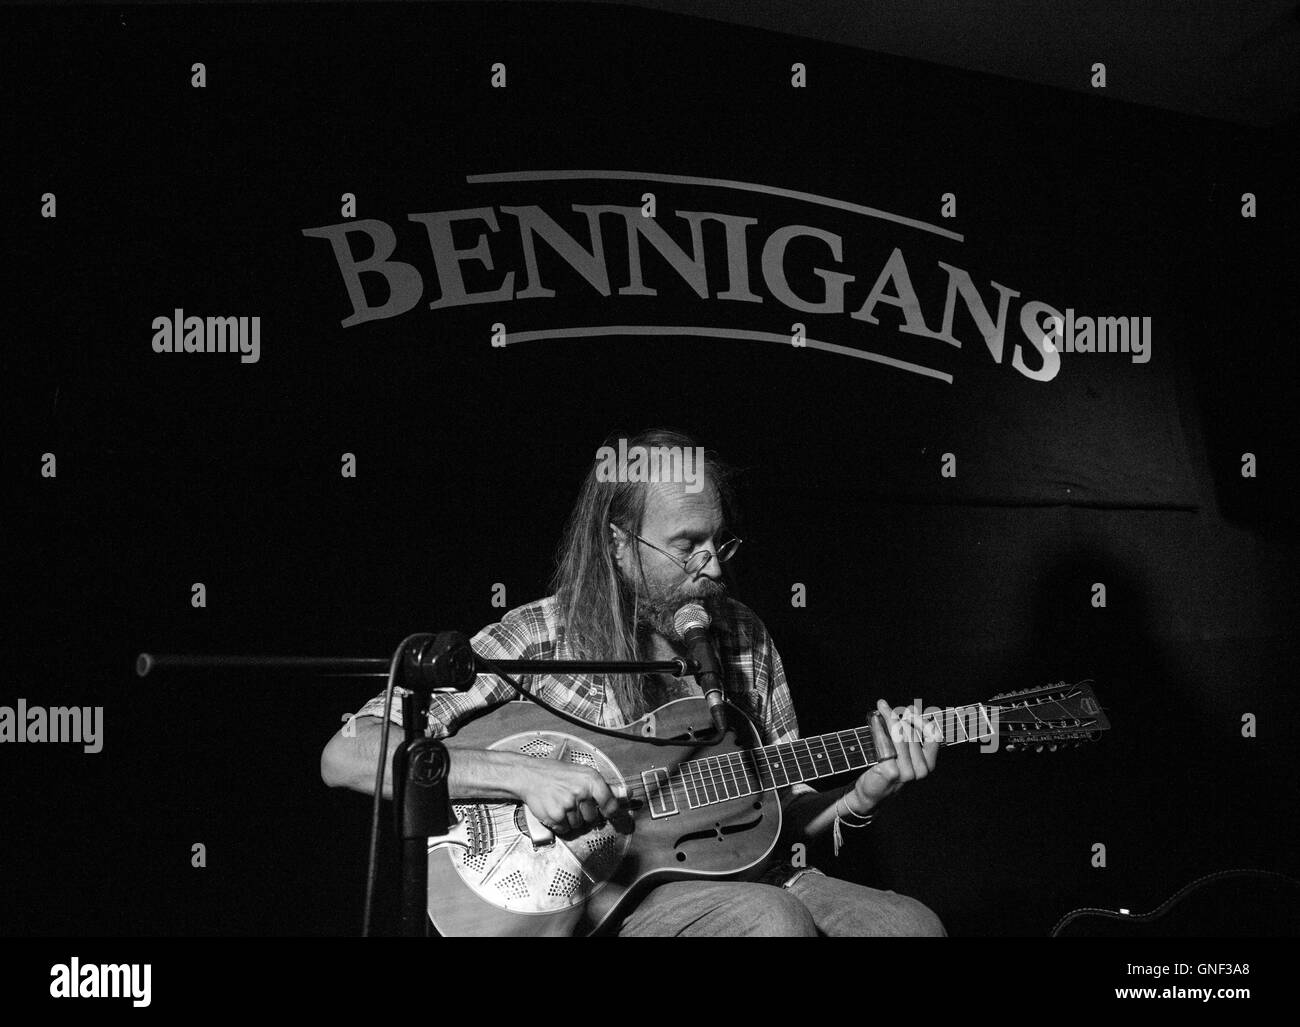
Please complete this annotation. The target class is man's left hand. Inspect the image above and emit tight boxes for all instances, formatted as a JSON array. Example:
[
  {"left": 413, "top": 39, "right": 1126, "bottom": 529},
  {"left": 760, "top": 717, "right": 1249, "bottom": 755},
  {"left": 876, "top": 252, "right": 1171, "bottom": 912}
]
[{"left": 847, "top": 699, "right": 940, "bottom": 813}]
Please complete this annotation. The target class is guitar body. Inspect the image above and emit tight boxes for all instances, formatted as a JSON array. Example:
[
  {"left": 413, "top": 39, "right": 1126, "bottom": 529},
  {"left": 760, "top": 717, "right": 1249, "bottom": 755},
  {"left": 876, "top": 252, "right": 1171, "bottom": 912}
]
[{"left": 428, "top": 696, "right": 783, "bottom": 937}]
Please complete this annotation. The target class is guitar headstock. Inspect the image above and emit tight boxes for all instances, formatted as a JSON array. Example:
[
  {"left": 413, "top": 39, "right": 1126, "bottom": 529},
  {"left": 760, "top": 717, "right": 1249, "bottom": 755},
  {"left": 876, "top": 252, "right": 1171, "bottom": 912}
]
[{"left": 984, "top": 680, "right": 1111, "bottom": 752}]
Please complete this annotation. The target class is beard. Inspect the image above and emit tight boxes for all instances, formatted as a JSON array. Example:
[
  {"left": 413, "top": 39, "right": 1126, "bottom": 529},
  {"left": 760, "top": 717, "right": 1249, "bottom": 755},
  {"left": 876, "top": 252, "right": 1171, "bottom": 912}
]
[{"left": 623, "top": 571, "right": 729, "bottom": 641}]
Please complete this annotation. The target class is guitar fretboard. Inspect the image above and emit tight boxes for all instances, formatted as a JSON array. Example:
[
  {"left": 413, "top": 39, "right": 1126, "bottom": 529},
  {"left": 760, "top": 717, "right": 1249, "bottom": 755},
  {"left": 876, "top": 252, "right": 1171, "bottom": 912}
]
[{"left": 640, "top": 703, "right": 993, "bottom": 815}]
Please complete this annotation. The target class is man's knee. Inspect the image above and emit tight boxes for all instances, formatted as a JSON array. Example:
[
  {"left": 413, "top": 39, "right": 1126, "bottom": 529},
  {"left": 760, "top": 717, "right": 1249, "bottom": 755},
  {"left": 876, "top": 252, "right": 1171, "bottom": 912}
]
[
  {"left": 725, "top": 885, "right": 818, "bottom": 937},
  {"left": 888, "top": 893, "right": 947, "bottom": 937}
]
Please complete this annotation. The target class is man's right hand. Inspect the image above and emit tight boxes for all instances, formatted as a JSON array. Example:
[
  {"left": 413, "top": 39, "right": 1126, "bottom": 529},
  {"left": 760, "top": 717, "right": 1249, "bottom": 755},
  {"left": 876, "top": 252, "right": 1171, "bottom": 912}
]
[
  {"left": 320, "top": 718, "right": 624, "bottom": 834},
  {"left": 512, "top": 760, "right": 623, "bottom": 837}
]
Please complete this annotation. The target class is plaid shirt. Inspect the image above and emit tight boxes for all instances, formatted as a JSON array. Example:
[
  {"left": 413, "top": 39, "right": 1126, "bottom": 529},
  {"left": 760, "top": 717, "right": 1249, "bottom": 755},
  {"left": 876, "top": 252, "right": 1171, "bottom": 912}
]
[{"left": 348, "top": 593, "right": 815, "bottom": 800}]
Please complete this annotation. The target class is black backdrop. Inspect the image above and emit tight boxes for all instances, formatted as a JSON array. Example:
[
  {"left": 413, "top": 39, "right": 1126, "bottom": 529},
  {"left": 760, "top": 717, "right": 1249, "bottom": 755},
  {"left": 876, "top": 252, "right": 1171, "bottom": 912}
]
[{"left": 10, "top": 1, "right": 1299, "bottom": 936}]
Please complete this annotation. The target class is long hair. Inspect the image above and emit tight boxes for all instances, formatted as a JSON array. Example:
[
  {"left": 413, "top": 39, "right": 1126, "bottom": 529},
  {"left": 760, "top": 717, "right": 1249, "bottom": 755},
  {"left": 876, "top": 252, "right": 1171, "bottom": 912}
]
[{"left": 549, "top": 428, "right": 737, "bottom": 722}]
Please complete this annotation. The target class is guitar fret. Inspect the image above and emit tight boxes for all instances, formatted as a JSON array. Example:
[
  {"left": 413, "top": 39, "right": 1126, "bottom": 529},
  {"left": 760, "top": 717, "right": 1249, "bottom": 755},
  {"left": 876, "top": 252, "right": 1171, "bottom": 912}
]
[
  {"left": 727, "top": 751, "right": 754, "bottom": 796},
  {"left": 722, "top": 755, "right": 741, "bottom": 798},
  {"left": 729, "top": 753, "right": 748, "bottom": 797},
  {"left": 845, "top": 728, "right": 871, "bottom": 767},
  {"left": 686, "top": 760, "right": 709, "bottom": 805},
  {"left": 774, "top": 744, "right": 800, "bottom": 783},
  {"left": 706, "top": 757, "right": 728, "bottom": 800},
  {"left": 825, "top": 731, "right": 855, "bottom": 773},
  {"left": 710, "top": 755, "right": 732, "bottom": 800},
  {"left": 730, "top": 752, "right": 749, "bottom": 796},
  {"left": 792, "top": 739, "right": 814, "bottom": 781},
  {"left": 690, "top": 760, "right": 709, "bottom": 804},
  {"left": 823, "top": 731, "right": 846, "bottom": 772},
  {"left": 763, "top": 745, "right": 791, "bottom": 786},
  {"left": 805, "top": 735, "right": 833, "bottom": 781},
  {"left": 711, "top": 756, "right": 730, "bottom": 801},
  {"left": 680, "top": 764, "right": 701, "bottom": 808},
  {"left": 776, "top": 743, "right": 795, "bottom": 780},
  {"left": 698, "top": 759, "right": 720, "bottom": 804},
  {"left": 694, "top": 760, "right": 712, "bottom": 805},
  {"left": 826, "top": 733, "right": 847, "bottom": 769},
  {"left": 736, "top": 750, "right": 762, "bottom": 793}
]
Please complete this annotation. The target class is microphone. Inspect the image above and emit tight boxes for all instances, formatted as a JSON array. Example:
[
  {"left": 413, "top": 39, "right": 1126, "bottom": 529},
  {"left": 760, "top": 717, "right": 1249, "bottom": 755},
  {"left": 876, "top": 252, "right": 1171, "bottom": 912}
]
[{"left": 672, "top": 603, "right": 728, "bottom": 736}]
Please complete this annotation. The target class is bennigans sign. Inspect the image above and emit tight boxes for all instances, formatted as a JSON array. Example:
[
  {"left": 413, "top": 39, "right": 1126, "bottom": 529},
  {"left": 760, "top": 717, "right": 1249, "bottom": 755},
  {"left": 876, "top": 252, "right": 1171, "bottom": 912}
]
[{"left": 301, "top": 170, "right": 1145, "bottom": 385}]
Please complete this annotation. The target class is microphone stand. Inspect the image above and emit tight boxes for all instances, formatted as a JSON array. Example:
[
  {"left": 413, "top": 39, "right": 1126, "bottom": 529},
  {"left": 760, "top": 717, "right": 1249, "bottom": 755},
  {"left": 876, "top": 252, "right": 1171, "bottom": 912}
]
[{"left": 136, "top": 639, "right": 705, "bottom": 937}]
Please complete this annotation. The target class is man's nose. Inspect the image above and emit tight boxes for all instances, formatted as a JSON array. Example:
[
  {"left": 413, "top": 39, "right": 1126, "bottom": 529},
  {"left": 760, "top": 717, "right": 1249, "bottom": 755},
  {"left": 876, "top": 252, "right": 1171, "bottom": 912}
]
[{"left": 695, "top": 546, "right": 724, "bottom": 582}]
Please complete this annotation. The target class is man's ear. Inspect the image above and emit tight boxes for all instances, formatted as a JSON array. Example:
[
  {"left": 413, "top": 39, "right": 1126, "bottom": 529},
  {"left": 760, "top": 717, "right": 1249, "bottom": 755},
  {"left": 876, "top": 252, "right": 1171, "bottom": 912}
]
[{"left": 609, "top": 522, "right": 627, "bottom": 557}]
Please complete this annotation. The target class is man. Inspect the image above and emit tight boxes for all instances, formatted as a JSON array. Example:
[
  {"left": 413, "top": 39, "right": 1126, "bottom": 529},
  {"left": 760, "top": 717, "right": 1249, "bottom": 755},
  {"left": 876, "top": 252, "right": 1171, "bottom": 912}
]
[{"left": 320, "top": 428, "right": 945, "bottom": 936}]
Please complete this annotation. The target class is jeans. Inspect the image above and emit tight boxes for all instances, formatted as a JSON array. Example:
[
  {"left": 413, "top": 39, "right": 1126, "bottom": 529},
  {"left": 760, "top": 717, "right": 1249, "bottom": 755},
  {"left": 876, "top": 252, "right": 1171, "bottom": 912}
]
[{"left": 615, "top": 871, "right": 947, "bottom": 937}]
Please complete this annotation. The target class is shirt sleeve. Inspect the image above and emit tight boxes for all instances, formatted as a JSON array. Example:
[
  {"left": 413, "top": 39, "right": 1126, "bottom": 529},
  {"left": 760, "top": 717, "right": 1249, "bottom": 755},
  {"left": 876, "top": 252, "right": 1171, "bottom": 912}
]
[
  {"left": 759, "top": 628, "right": 817, "bottom": 799},
  {"left": 345, "top": 607, "right": 539, "bottom": 740}
]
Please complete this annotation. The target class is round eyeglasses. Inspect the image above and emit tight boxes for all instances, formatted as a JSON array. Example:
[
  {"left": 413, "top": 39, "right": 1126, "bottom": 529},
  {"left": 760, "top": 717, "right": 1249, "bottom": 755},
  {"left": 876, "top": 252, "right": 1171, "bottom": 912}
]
[{"left": 629, "top": 530, "right": 742, "bottom": 578}]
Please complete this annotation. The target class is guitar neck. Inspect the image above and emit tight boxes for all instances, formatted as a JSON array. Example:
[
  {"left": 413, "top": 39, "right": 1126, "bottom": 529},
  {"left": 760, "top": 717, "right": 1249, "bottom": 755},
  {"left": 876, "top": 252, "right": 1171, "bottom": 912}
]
[
  {"left": 664, "top": 703, "right": 992, "bottom": 812},
  {"left": 646, "top": 684, "right": 1107, "bottom": 813},
  {"left": 746, "top": 703, "right": 990, "bottom": 789}
]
